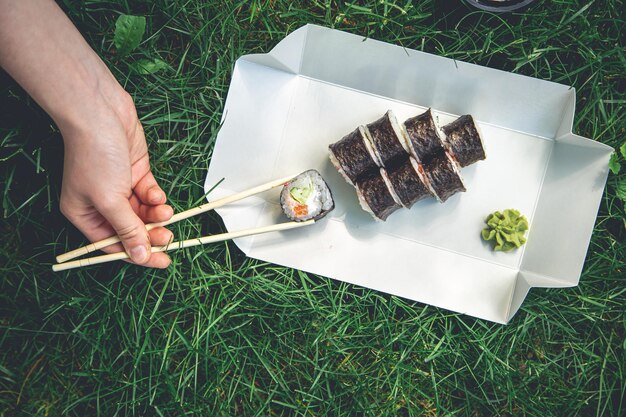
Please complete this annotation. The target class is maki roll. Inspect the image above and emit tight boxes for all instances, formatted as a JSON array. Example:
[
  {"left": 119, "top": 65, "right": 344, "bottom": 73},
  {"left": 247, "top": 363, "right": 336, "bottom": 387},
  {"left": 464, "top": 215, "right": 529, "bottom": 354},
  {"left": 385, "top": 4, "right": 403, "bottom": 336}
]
[
  {"left": 423, "top": 151, "right": 466, "bottom": 203},
  {"left": 329, "top": 126, "right": 381, "bottom": 185},
  {"left": 355, "top": 169, "right": 402, "bottom": 221},
  {"left": 328, "top": 108, "right": 482, "bottom": 221},
  {"left": 441, "top": 115, "right": 486, "bottom": 167},
  {"left": 363, "top": 110, "right": 409, "bottom": 168},
  {"left": 386, "top": 157, "right": 432, "bottom": 209},
  {"left": 403, "top": 108, "right": 446, "bottom": 164},
  {"left": 281, "top": 170, "right": 335, "bottom": 222}
]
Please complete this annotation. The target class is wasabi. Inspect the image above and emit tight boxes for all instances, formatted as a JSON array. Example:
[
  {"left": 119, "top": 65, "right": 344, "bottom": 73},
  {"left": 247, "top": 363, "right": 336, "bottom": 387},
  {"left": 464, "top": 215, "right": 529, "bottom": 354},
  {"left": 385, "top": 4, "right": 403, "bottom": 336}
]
[{"left": 481, "top": 209, "right": 529, "bottom": 252}]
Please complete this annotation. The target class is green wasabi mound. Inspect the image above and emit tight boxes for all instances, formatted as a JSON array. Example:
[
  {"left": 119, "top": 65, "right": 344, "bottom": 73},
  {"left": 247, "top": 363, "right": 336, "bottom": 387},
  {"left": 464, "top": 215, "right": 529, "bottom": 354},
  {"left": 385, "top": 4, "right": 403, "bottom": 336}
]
[{"left": 481, "top": 209, "right": 529, "bottom": 252}]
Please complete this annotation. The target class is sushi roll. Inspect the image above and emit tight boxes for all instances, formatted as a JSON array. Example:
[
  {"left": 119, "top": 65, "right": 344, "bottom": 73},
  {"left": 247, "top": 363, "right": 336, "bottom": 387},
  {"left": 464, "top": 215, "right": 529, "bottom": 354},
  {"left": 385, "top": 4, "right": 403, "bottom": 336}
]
[
  {"left": 386, "top": 156, "right": 433, "bottom": 209},
  {"left": 422, "top": 151, "right": 466, "bottom": 203},
  {"left": 355, "top": 168, "right": 402, "bottom": 221},
  {"left": 441, "top": 115, "right": 486, "bottom": 167},
  {"left": 363, "top": 110, "right": 410, "bottom": 168},
  {"left": 402, "top": 108, "right": 446, "bottom": 164},
  {"left": 280, "top": 170, "right": 335, "bottom": 222},
  {"left": 329, "top": 126, "right": 381, "bottom": 185}
]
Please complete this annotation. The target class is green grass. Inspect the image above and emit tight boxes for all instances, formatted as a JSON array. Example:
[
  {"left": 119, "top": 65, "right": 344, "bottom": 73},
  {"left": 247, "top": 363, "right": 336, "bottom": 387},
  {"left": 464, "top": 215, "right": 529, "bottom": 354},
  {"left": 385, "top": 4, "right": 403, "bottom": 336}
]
[{"left": 1, "top": 0, "right": 624, "bottom": 415}]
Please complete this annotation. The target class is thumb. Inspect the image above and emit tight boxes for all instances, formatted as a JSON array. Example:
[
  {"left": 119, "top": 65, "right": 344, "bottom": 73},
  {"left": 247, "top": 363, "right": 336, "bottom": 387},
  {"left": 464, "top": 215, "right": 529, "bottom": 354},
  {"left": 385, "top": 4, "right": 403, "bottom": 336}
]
[{"left": 96, "top": 197, "right": 151, "bottom": 264}]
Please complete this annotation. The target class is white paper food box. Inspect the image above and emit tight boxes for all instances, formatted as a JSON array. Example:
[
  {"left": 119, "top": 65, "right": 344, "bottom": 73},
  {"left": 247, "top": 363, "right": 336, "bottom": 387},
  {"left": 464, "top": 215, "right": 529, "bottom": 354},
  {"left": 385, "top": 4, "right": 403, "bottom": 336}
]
[{"left": 204, "top": 24, "right": 612, "bottom": 323}]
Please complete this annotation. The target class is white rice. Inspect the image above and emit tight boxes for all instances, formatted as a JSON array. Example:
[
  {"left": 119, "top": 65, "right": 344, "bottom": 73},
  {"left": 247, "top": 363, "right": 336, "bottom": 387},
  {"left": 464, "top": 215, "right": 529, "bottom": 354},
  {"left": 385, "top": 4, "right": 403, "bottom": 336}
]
[
  {"left": 380, "top": 168, "right": 403, "bottom": 208},
  {"left": 281, "top": 170, "right": 334, "bottom": 221},
  {"left": 472, "top": 117, "right": 487, "bottom": 160},
  {"left": 355, "top": 185, "right": 381, "bottom": 221},
  {"left": 359, "top": 125, "right": 383, "bottom": 167},
  {"left": 317, "top": 178, "right": 334, "bottom": 213},
  {"left": 445, "top": 150, "right": 466, "bottom": 190},
  {"left": 328, "top": 148, "right": 354, "bottom": 186},
  {"left": 362, "top": 111, "right": 410, "bottom": 167},
  {"left": 361, "top": 124, "right": 384, "bottom": 168},
  {"left": 433, "top": 111, "right": 448, "bottom": 148},
  {"left": 399, "top": 120, "right": 419, "bottom": 161},
  {"left": 386, "top": 110, "right": 412, "bottom": 155}
]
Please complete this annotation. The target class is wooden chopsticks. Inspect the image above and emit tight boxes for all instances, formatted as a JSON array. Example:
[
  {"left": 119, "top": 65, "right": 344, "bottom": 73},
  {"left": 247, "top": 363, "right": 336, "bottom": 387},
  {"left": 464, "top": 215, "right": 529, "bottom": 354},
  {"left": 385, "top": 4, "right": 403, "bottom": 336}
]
[
  {"left": 53, "top": 174, "right": 306, "bottom": 271},
  {"left": 52, "top": 220, "right": 314, "bottom": 272}
]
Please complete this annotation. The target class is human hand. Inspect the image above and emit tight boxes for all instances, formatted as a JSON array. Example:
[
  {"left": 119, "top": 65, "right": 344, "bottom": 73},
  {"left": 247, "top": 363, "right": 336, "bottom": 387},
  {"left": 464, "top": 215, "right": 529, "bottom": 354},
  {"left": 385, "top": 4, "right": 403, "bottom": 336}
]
[
  {"left": 59, "top": 90, "right": 174, "bottom": 268},
  {"left": 0, "top": 0, "right": 173, "bottom": 268}
]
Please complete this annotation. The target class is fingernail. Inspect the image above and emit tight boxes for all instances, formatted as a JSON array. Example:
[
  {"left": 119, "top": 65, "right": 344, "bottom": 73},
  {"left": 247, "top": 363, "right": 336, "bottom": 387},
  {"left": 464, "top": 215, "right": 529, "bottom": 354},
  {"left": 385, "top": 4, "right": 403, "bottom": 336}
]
[{"left": 130, "top": 245, "right": 149, "bottom": 263}]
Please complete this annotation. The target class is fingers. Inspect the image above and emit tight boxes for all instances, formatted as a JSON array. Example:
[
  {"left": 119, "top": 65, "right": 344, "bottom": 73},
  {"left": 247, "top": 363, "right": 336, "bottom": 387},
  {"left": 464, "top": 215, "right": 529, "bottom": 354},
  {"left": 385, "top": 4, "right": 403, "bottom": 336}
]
[
  {"left": 93, "top": 194, "right": 173, "bottom": 268},
  {"left": 60, "top": 205, "right": 172, "bottom": 268},
  {"left": 139, "top": 203, "right": 174, "bottom": 224},
  {"left": 143, "top": 252, "right": 171, "bottom": 269},
  {"left": 129, "top": 193, "right": 173, "bottom": 224},
  {"left": 120, "top": 227, "right": 172, "bottom": 268},
  {"left": 135, "top": 170, "right": 167, "bottom": 205},
  {"left": 131, "top": 169, "right": 173, "bottom": 226},
  {"left": 95, "top": 196, "right": 152, "bottom": 264},
  {"left": 149, "top": 226, "right": 174, "bottom": 246},
  {"left": 124, "top": 227, "right": 172, "bottom": 268},
  {"left": 99, "top": 226, "right": 173, "bottom": 268}
]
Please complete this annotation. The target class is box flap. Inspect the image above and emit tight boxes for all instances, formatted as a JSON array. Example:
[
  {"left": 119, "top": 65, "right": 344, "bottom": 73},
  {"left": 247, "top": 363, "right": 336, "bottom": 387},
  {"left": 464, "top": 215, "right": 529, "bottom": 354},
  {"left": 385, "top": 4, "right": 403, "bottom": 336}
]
[
  {"left": 240, "top": 25, "right": 309, "bottom": 74},
  {"left": 521, "top": 86, "right": 612, "bottom": 286},
  {"left": 506, "top": 273, "right": 532, "bottom": 322},
  {"left": 520, "top": 136, "right": 612, "bottom": 286},
  {"left": 297, "top": 25, "right": 573, "bottom": 139}
]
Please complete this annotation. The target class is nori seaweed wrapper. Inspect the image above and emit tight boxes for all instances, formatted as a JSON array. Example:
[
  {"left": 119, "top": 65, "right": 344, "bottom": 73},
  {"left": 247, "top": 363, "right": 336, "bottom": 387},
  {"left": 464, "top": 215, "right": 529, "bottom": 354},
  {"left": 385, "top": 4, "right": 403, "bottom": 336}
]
[
  {"left": 356, "top": 170, "right": 401, "bottom": 221},
  {"left": 403, "top": 108, "right": 446, "bottom": 164},
  {"left": 329, "top": 126, "right": 379, "bottom": 184},
  {"left": 423, "top": 152, "right": 466, "bottom": 203},
  {"left": 386, "top": 157, "right": 432, "bottom": 208},
  {"left": 442, "top": 115, "right": 486, "bottom": 167},
  {"left": 365, "top": 111, "right": 407, "bottom": 168}
]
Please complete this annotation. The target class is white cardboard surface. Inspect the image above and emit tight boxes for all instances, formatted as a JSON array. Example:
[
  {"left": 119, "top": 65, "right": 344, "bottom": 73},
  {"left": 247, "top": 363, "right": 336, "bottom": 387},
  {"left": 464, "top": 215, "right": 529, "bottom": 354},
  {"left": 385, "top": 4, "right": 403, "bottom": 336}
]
[{"left": 205, "top": 25, "right": 612, "bottom": 323}]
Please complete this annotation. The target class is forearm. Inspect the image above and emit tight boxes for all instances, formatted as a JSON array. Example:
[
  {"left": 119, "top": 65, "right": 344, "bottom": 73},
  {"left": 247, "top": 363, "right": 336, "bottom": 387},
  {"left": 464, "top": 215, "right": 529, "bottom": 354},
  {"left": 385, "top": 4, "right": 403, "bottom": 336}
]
[{"left": 0, "top": 0, "right": 122, "bottom": 132}]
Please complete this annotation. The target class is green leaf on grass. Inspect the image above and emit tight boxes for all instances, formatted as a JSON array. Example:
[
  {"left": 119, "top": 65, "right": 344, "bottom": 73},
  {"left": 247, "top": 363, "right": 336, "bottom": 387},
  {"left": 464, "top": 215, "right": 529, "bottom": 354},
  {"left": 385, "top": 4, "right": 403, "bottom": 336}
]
[
  {"left": 130, "top": 58, "right": 168, "bottom": 74},
  {"left": 114, "top": 15, "right": 146, "bottom": 57},
  {"left": 616, "top": 179, "right": 626, "bottom": 201},
  {"left": 620, "top": 142, "right": 626, "bottom": 158},
  {"left": 608, "top": 152, "right": 621, "bottom": 175}
]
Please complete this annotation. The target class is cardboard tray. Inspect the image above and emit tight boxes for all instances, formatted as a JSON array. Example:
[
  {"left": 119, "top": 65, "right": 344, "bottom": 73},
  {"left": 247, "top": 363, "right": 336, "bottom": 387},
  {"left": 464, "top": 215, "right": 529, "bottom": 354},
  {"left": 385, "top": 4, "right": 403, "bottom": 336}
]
[{"left": 204, "top": 24, "right": 612, "bottom": 323}]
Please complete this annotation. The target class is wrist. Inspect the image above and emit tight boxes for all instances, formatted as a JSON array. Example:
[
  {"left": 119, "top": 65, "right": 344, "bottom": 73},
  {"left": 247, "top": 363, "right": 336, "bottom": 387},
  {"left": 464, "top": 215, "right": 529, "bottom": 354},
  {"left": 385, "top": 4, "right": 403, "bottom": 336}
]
[
  {"left": 57, "top": 76, "right": 138, "bottom": 153},
  {"left": 54, "top": 63, "right": 126, "bottom": 138},
  {"left": 0, "top": 0, "right": 128, "bottom": 138}
]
